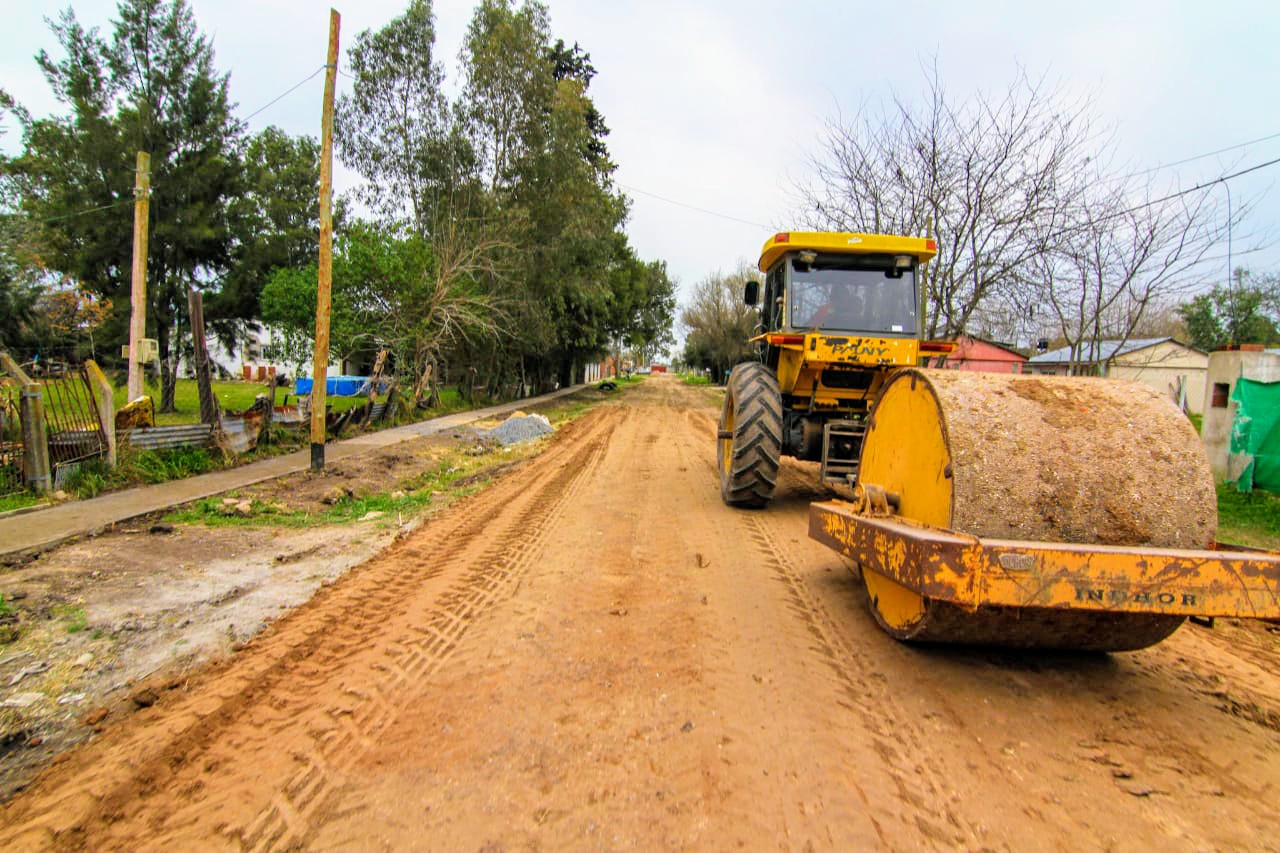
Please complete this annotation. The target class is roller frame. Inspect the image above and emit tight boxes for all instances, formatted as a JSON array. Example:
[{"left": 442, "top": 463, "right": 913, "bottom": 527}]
[{"left": 810, "top": 500, "right": 1280, "bottom": 620}]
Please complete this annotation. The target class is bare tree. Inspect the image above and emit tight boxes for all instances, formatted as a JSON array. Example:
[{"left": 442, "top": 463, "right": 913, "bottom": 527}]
[
  {"left": 1030, "top": 184, "right": 1225, "bottom": 373},
  {"left": 798, "top": 65, "right": 1101, "bottom": 337},
  {"left": 679, "top": 262, "right": 759, "bottom": 382},
  {"left": 795, "top": 63, "right": 1241, "bottom": 361}
]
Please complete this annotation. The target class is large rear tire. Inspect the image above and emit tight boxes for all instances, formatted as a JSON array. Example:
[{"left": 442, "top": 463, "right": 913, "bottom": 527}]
[{"left": 718, "top": 362, "right": 783, "bottom": 508}]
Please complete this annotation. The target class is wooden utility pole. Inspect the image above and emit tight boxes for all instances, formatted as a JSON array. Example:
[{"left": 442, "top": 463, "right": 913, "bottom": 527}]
[
  {"left": 186, "top": 288, "right": 220, "bottom": 427},
  {"left": 309, "top": 8, "right": 340, "bottom": 472},
  {"left": 127, "top": 151, "right": 151, "bottom": 402}
]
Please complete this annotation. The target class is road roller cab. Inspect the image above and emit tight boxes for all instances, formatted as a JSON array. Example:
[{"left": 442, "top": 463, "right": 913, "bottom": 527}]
[
  {"left": 718, "top": 231, "right": 949, "bottom": 507},
  {"left": 749, "top": 231, "right": 946, "bottom": 413}
]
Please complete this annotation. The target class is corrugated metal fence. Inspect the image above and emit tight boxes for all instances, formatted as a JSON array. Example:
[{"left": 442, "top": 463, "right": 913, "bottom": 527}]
[{"left": 120, "top": 423, "right": 214, "bottom": 452}]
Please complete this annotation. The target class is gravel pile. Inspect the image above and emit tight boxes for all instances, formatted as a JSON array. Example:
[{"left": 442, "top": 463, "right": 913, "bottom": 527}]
[{"left": 481, "top": 413, "right": 554, "bottom": 446}]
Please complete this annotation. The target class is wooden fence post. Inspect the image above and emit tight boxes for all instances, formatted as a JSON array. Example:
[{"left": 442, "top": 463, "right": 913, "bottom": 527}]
[
  {"left": 84, "top": 360, "right": 117, "bottom": 468},
  {"left": 186, "top": 288, "right": 221, "bottom": 427},
  {"left": 262, "top": 372, "right": 275, "bottom": 446}
]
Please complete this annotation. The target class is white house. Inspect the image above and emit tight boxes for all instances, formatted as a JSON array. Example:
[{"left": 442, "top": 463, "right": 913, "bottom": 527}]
[{"left": 1025, "top": 337, "right": 1208, "bottom": 415}]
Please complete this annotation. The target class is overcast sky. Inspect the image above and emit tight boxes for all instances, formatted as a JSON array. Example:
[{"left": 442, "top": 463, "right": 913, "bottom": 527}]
[{"left": 4, "top": 0, "right": 1279, "bottom": 327}]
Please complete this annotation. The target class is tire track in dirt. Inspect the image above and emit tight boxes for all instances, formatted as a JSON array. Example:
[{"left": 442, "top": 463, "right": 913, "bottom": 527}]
[
  {"left": 672, "top": 413, "right": 882, "bottom": 848},
  {"left": 237, "top": 417, "right": 614, "bottom": 851},
  {"left": 737, "top": 505, "right": 976, "bottom": 847},
  {"left": 0, "top": 407, "right": 621, "bottom": 851},
  {"left": 307, "top": 379, "right": 740, "bottom": 850},
  {"left": 241, "top": 420, "right": 616, "bottom": 850}
]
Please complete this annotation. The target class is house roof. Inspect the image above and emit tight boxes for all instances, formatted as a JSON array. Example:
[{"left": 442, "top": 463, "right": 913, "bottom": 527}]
[
  {"left": 952, "top": 335, "right": 1027, "bottom": 360},
  {"left": 1027, "top": 337, "right": 1196, "bottom": 365}
]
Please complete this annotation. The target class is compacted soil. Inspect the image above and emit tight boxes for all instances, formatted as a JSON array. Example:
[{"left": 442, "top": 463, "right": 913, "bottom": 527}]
[{"left": 0, "top": 375, "right": 1278, "bottom": 851}]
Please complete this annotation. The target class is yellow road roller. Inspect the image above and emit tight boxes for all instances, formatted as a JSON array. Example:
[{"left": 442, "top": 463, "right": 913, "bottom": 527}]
[{"left": 719, "top": 231, "right": 1280, "bottom": 650}]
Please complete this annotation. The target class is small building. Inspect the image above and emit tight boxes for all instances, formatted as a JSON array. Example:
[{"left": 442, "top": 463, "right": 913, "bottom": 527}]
[
  {"left": 1025, "top": 337, "right": 1208, "bottom": 415},
  {"left": 584, "top": 356, "right": 618, "bottom": 383},
  {"left": 1201, "top": 346, "right": 1280, "bottom": 480},
  {"left": 178, "top": 322, "right": 300, "bottom": 382},
  {"left": 933, "top": 335, "right": 1027, "bottom": 373}
]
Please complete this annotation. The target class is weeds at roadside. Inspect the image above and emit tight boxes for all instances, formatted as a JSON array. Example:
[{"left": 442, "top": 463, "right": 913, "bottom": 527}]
[
  {"left": 64, "top": 446, "right": 225, "bottom": 499},
  {"left": 51, "top": 604, "right": 88, "bottom": 635},
  {"left": 681, "top": 373, "right": 712, "bottom": 386},
  {"left": 166, "top": 449, "right": 503, "bottom": 529},
  {"left": 63, "top": 461, "right": 111, "bottom": 498},
  {"left": 124, "top": 446, "right": 221, "bottom": 483},
  {"left": 0, "top": 595, "right": 18, "bottom": 645}
]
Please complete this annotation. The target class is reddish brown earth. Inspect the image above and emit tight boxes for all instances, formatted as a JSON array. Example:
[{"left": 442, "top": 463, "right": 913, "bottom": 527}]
[{"left": 1, "top": 375, "right": 1278, "bottom": 851}]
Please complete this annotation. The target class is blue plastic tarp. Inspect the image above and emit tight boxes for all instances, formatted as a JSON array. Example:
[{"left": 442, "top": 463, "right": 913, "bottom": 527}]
[{"left": 295, "top": 375, "right": 369, "bottom": 397}]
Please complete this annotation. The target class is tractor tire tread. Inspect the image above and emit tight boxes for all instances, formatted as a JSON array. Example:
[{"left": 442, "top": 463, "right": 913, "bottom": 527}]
[{"left": 720, "top": 362, "right": 783, "bottom": 508}]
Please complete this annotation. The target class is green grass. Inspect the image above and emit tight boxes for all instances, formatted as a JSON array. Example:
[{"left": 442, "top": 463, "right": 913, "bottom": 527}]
[
  {"left": 1215, "top": 481, "right": 1280, "bottom": 549},
  {"left": 681, "top": 373, "right": 713, "bottom": 386},
  {"left": 113, "top": 379, "right": 291, "bottom": 426},
  {"left": 1188, "top": 412, "right": 1203, "bottom": 434},
  {"left": 166, "top": 455, "right": 492, "bottom": 528},
  {"left": 0, "top": 492, "right": 42, "bottom": 513},
  {"left": 0, "top": 595, "right": 18, "bottom": 645}
]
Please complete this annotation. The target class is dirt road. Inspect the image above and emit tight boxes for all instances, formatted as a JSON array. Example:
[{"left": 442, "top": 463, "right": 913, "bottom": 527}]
[{"left": 2, "top": 376, "right": 1279, "bottom": 851}]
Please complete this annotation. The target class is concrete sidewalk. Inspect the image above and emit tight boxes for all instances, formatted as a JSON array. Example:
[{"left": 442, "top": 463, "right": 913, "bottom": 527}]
[{"left": 0, "top": 385, "right": 586, "bottom": 561}]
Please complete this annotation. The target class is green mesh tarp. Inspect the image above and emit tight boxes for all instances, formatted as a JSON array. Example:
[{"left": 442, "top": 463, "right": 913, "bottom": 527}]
[{"left": 1229, "top": 377, "right": 1280, "bottom": 493}]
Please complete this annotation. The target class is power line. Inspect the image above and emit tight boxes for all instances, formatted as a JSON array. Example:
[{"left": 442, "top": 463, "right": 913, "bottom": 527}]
[
  {"left": 1054, "top": 155, "right": 1280, "bottom": 239},
  {"left": 1123, "top": 155, "right": 1280, "bottom": 213},
  {"left": 38, "top": 199, "right": 133, "bottom": 225},
  {"left": 241, "top": 65, "right": 327, "bottom": 123},
  {"left": 1121, "top": 129, "right": 1280, "bottom": 180},
  {"left": 618, "top": 183, "right": 769, "bottom": 230}
]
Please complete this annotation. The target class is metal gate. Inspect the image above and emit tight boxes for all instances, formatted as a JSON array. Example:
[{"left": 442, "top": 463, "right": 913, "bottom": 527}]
[
  {"left": 0, "top": 380, "right": 23, "bottom": 497},
  {"left": 38, "top": 363, "right": 108, "bottom": 488}
]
